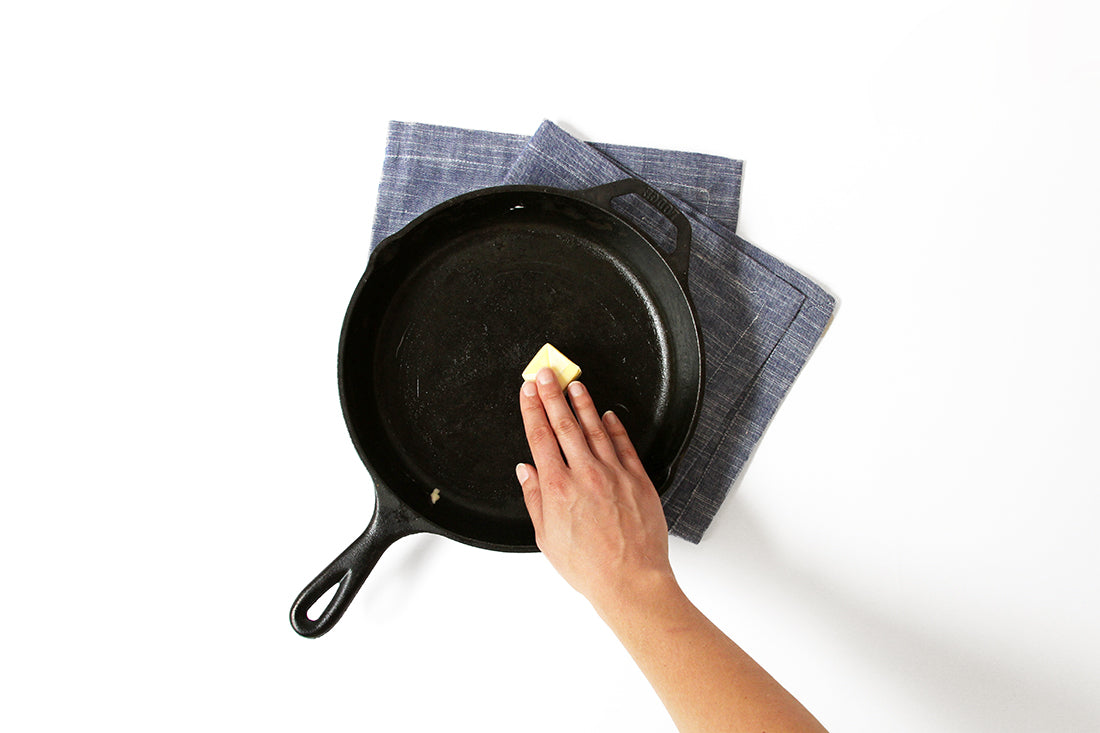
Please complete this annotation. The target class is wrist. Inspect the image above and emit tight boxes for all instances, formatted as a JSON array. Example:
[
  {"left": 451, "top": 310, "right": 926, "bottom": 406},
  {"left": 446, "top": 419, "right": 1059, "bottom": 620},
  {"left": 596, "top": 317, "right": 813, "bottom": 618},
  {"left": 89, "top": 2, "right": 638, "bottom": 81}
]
[{"left": 589, "top": 566, "right": 687, "bottom": 630}]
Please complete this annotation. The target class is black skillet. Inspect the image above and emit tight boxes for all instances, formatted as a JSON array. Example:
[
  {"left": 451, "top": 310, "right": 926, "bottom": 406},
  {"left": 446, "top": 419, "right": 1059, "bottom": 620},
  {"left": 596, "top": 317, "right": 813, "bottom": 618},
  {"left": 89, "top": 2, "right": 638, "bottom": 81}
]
[{"left": 290, "top": 178, "right": 702, "bottom": 637}]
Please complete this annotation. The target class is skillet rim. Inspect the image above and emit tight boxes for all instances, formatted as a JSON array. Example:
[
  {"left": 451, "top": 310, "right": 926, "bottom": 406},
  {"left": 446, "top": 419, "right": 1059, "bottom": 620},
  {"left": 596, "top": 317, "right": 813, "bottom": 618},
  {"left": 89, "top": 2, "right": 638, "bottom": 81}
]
[{"left": 337, "top": 183, "right": 704, "bottom": 551}]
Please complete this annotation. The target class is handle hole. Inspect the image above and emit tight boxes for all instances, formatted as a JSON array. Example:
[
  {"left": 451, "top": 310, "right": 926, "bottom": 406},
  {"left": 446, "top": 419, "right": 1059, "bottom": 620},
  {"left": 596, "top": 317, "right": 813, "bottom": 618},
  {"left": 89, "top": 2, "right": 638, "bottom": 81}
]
[
  {"left": 609, "top": 193, "right": 678, "bottom": 255},
  {"left": 307, "top": 583, "right": 340, "bottom": 622}
]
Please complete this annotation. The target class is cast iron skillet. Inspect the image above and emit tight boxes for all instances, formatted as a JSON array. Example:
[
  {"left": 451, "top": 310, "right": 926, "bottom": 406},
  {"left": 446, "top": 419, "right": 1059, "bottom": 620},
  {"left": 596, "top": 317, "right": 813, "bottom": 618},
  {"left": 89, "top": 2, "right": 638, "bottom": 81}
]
[{"left": 290, "top": 178, "right": 702, "bottom": 637}]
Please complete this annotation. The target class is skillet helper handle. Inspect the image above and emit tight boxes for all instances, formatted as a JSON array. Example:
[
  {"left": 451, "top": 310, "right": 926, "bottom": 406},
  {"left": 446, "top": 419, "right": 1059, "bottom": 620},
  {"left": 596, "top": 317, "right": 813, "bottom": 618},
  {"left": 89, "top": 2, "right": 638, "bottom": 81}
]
[
  {"left": 290, "top": 497, "right": 414, "bottom": 638},
  {"left": 581, "top": 178, "right": 693, "bottom": 283}
]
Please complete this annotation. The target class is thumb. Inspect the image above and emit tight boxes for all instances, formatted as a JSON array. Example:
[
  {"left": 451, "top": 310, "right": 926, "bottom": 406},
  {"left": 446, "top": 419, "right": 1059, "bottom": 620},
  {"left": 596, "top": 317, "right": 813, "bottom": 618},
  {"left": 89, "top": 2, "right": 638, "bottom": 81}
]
[{"left": 515, "top": 462, "right": 543, "bottom": 532}]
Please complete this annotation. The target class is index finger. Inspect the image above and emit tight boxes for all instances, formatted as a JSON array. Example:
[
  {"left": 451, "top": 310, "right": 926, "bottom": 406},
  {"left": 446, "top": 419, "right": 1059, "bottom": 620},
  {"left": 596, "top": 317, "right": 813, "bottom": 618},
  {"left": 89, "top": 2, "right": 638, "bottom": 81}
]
[{"left": 519, "top": 379, "right": 566, "bottom": 472}]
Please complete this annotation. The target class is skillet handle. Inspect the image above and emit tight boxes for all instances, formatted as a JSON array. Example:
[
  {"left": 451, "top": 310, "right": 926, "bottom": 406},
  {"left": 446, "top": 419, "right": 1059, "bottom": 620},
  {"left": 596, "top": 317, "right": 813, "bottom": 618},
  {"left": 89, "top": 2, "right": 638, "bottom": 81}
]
[
  {"left": 580, "top": 178, "right": 693, "bottom": 283},
  {"left": 290, "top": 493, "right": 419, "bottom": 638}
]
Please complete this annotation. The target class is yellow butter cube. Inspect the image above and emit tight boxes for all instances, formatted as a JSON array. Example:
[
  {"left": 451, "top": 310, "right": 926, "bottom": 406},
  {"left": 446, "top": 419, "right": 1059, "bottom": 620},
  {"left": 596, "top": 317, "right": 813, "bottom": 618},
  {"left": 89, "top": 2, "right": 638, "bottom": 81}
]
[{"left": 522, "top": 343, "right": 582, "bottom": 390}]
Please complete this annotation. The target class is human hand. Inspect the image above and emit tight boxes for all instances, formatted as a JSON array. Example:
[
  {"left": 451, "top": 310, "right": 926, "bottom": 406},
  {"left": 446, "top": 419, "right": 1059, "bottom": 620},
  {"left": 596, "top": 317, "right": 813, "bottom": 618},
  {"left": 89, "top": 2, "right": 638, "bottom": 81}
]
[
  {"left": 516, "top": 371, "right": 829, "bottom": 733},
  {"left": 516, "top": 367, "right": 677, "bottom": 615}
]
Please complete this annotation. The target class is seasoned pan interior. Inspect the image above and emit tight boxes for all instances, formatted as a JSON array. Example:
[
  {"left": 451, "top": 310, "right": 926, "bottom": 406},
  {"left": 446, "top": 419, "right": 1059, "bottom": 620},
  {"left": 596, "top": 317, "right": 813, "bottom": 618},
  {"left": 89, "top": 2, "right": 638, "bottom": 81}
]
[{"left": 339, "top": 189, "right": 700, "bottom": 548}]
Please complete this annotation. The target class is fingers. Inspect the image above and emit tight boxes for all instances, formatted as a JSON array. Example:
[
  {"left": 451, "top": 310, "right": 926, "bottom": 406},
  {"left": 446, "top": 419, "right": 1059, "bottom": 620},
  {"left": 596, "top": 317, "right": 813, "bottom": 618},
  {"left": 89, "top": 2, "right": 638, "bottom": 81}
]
[
  {"left": 566, "top": 381, "right": 621, "bottom": 467},
  {"left": 515, "top": 462, "right": 543, "bottom": 533},
  {"left": 521, "top": 366, "right": 635, "bottom": 473},
  {"left": 602, "top": 409, "right": 648, "bottom": 478},
  {"left": 519, "top": 376, "right": 567, "bottom": 472},
  {"left": 532, "top": 367, "right": 590, "bottom": 465}
]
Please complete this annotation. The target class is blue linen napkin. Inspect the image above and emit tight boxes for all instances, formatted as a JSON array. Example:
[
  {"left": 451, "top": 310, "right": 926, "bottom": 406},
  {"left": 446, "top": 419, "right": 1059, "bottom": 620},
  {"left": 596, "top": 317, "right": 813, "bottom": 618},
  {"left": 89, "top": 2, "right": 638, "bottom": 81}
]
[{"left": 370, "top": 120, "right": 834, "bottom": 543}]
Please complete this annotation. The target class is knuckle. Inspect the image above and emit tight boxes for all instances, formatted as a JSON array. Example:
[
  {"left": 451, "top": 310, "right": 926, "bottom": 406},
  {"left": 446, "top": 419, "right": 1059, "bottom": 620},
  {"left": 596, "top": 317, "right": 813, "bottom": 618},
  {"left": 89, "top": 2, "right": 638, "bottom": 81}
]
[
  {"left": 575, "top": 462, "right": 607, "bottom": 487},
  {"left": 543, "top": 474, "right": 571, "bottom": 497},
  {"left": 617, "top": 439, "right": 638, "bottom": 458},
  {"left": 527, "top": 423, "right": 557, "bottom": 448},
  {"left": 553, "top": 415, "right": 578, "bottom": 435},
  {"left": 583, "top": 424, "right": 609, "bottom": 445},
  {"left": 616, "top": 444, "right": 641, "bottom": 466}
]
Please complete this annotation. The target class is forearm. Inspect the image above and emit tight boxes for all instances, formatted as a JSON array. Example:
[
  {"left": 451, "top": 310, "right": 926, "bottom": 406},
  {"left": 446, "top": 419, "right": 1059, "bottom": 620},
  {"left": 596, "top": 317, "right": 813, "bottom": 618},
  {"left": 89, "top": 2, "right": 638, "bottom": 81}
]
[{"left": 592, "top": 573, "right": 828, "bottom": 733}]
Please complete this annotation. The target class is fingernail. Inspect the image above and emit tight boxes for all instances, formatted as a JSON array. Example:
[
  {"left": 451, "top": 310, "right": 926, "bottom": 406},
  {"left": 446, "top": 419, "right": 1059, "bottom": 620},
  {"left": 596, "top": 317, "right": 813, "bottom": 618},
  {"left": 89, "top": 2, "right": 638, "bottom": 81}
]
[
  {"left": 522, "top": 380, "right": 537, "bottom": 396},
  {"left": 603, "top": 410, "right": 620, "bottom": 427},
  {"left": 568, "top": 381, "right": 584, "bottom": 397},
  {"left": 537, "top": 367, "right": 556, "bottom": 386},
  {"left": 515, "top": 463, "right": 529, "bottom": 483}
]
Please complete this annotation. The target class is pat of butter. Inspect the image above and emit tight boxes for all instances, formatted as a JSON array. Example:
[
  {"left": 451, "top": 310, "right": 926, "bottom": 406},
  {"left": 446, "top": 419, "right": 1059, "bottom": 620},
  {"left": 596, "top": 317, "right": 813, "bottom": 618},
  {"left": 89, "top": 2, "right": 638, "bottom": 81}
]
[{"left": 522, "top": 343, "right": 582, "bottom": 390}]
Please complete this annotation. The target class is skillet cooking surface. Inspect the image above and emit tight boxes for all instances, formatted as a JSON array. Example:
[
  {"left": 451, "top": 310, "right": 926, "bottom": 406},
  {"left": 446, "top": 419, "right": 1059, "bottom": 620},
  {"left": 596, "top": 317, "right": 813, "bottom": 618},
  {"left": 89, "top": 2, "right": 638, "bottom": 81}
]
[{"left": 340, "top": 188, "right": 696, "bottom": 548}]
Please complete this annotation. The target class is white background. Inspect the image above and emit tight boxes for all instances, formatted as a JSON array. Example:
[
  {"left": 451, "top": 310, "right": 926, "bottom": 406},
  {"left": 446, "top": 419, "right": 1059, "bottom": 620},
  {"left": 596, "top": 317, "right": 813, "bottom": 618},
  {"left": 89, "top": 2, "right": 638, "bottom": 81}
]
[{"left": 3, "top": 2, "right": 1098, "bottom": 731}]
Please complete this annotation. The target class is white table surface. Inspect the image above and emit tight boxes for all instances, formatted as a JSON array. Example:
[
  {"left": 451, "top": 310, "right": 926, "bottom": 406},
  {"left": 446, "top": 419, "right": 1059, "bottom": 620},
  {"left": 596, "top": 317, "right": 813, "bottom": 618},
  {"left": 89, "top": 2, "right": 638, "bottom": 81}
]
[{"left": 3, "top": 2, "right": 1099, "bottom": 731}]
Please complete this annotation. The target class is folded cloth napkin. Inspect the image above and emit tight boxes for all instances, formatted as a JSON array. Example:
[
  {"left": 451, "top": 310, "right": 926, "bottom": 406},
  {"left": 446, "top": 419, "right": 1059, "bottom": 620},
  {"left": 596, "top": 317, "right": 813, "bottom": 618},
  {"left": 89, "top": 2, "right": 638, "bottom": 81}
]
[{"left": 370, "top": 120, "right": 835, "bottom": 543}]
